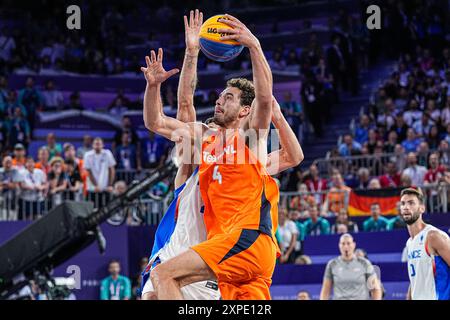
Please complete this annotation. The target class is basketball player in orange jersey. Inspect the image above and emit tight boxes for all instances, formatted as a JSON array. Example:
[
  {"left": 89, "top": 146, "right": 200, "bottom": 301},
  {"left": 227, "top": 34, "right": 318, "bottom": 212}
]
[{"left": 141, "top": 14, "right": 295, "bottom": 299}]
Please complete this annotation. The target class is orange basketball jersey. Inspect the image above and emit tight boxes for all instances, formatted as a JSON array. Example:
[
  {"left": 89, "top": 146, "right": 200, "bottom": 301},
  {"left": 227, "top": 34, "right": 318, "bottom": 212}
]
[{"left": 199, "top": 130, "right": 280, "bottom": 245}]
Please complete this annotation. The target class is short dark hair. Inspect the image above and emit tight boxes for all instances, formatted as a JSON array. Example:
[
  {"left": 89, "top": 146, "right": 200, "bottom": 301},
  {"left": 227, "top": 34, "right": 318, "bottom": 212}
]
[
  {"left": 226, "top": 78, "right": 255, "bottom": 107},
  {"left": 400, "top": 187, "right": 425, "bottom": 204},
  {"left": 65, "top": 159, "right": 75, "bottom": 167}
]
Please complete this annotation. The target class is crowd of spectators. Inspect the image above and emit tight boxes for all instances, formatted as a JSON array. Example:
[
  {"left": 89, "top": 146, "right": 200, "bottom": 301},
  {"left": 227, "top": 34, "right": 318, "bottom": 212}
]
[{"left": 0, "top": 119, "right": 173, "bottom": 221}]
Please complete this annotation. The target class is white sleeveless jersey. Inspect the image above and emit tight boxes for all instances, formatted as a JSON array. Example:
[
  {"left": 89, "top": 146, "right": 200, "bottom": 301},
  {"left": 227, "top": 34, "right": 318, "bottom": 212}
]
[
  {"left": 142, "top": 168, "right": 221, "bottom": 300},
  {"left": 406, "top": 224, "right": 450, "bottom": 300}
]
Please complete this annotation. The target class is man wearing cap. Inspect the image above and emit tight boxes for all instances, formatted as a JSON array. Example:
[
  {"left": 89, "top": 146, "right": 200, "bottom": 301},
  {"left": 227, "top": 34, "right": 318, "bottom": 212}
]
[{"left": 12, "top": 143, "right": 26, "bottom": 170}]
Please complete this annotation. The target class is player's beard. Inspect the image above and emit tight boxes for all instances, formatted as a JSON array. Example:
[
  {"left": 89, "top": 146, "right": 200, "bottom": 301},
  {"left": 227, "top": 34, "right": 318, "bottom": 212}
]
[{"left": 401, "top": 210, "right": 421, "bottom": 225}]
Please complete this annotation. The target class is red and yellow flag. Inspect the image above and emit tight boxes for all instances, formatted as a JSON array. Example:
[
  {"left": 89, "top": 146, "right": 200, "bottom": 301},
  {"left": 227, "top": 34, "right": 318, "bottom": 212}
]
[{"left": 348, "top": 188, "right": 401, "bottom": 216}]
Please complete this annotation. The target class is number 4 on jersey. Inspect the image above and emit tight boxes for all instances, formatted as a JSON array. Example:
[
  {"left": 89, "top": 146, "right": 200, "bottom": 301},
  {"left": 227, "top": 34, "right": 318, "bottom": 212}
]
[{"left": 213, "top": 165, "right": 222, "bottom": 184}]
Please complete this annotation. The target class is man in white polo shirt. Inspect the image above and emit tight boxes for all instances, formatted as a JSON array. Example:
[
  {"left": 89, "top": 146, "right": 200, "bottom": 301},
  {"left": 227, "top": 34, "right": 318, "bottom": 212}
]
[
  {"left": 18, "top": 156, "right": 48, "bottom": 220},
  {"left": 83, "top": 137, "right": 116, "bottom": 208}
]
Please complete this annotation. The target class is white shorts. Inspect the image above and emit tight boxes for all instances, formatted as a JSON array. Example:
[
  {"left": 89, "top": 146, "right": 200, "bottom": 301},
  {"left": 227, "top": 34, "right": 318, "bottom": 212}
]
[{"left": 141, "top": 276, "right": 221, "bottom": 300}]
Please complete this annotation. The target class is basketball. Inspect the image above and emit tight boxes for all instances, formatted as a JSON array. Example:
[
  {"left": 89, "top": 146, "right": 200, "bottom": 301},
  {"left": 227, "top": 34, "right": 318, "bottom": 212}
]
[{"left": 199, "top": 15, "right": 244, "bottom": 62}]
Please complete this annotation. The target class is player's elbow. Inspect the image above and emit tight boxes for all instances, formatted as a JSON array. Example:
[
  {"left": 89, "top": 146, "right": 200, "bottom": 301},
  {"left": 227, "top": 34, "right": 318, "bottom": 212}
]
[{"left": 144, "top": 116, "right": 164, "bottom": 133}]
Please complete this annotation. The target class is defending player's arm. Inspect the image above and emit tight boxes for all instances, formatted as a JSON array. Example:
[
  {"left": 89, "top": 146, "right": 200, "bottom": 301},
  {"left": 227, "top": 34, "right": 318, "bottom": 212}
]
[
  {"left": 427, "top": 230, "right": 450, "bottom": 266},
  {"left": 141, "top": 48, "right": 190, "bottom": 141},
  {"left": 368, "top": 274, "right": 382, "bottom": 300},
  {"left": 266, "top": 97, "right": 304, "bottom": 175},
  {"left": 177, "top": 9, "right": 203, "bottom": 123},
  {"left": 218, "top": 14, "right": 273, "bottom": 130}
]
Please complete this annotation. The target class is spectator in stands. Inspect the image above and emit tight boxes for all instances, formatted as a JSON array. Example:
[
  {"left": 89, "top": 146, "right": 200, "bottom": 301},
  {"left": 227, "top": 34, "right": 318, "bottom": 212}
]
[
  {"left": 363, "top": 203, "right": 390, "bottom": 232},
  {"left": 377, "top": 98, "right": 397, "bottom": 128},
  {"left": 424, "top": 152, "right": 447, "bottom": 211},
  {"left": 18, "top": 157, "right": 47, "bottom": 220},
  {"left": 268, "top": 51, "right": 286, "bottom": 70},
  {"left": 8, "top": 106, "right": 31, "bottom": 150},
  {"left": 301, "top": 71, "right": 324, "bottom": 138},
  {"left": 321, "top": 171, "right": 351, "bottom": 216},
  {"left": 387, "top": 203, "right": 407, "bottom": 230},
  {"left": 65, "top": 91, "right": 83, "bottom": 110},
  {"left": 0, "top": 155, "right": 20, "bottom": 220},
  {"left": 83, "top": 137, "right": 116, "bottom": 208},
  {"left": 116, "top": 132, "right": 140, "bottom": 171},
  {"left": 109, "top": 89, "right": 130, "bottom": 110},
  {"left": 142, "top": 131, "right": 170, "bottom": 169},
  {"left": 64, "top": 159, "right": 83, "bottom": 201},
  {"left": 412, "top": 113, "right": 432, "bottom": 138},
  {"left": 289, "top": 183, "right": 316, "bottom": 217},
  {"left": 297, "top": 291, "right": 311, "bottom": 300},
  {"left": 277, "top": 207, "right": 299, "bottom": 264},
  {"left": 47, "top": 157, "right": 67, "bottom": 207},
  {"left": 438, "top": 140, "right": 450, "bottom": 167},
  {"left": 427, "top": 125, "right": 441, "bottom": 150},
  {"left": 354, "top": 114, "right": 372, "bottom": 145},
  {"left": 45, "top": 133, "right": 63, "bottom": 160},
  {"left": 303, "top": 205, "right": 330, "bottom": 236},
  {"left": 403, "top": 99, "right": 423, "bottom": 127},
  {"left": 367, "top": 178, "right": 381, "bottom": 189},
  {"left": 338, "top": 133, "right": 362, "bottom": 157},
  {"left": 12, "top": 143, "right": 27, "bottom": 170},
  {"left": 34, "top": 147, "right": 51, "bottom": 175},
  {"left": 331, "top": 208, "right": 359, "bottom": 234},
  {"left": 379, "top": 161, "right": 401, "bottom": 188},
  {"left": 365, "top": 128, "right": 380, "bottom": 154},
  {"left": 320, "top": 233, "right": 381, "bottom": 300},
  {"left": 64, "top": 143, "right": 84, "bottom": 172},
  {"left": 402, "top": 152, "right": 427, "bottom": 186},
  {"left": 354, "top": 167, "right": 371, "bottom": 189},
  {"left": 76, "top": 135, "right": 93, "bottom": 159},
  {"left": 42, "top": 80, "right": 64, "bottom": 111},
  {"left": 112, "top": 116, "right": 140, "bottom": 154},
  {"left": 17, "top": 77, "right": 43, "bottom": 132},
  {"left": 391, "top": 114, "right": 408, "bottom": 142},
  {"left": 100, "top": 260, "right": 131, "bottom": 300},
  {"left": 416, "top": 141, "right": 430, "bottom": 167},
  {"left": 304, "top": 164, "right": 328, "bottom": 205},
  {"left": 401, "top": 128, "right": 422, "bottom": 153},
  {"left": 280, "top": 91, "right": 302, "bottom": 139},
  {"left": 108, "top": 97, "right": 128, "bottom": 117}
]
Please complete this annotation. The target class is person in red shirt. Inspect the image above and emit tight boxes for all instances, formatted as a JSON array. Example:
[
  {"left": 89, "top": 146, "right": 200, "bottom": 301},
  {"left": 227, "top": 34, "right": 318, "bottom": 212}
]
[
  {"left": 304, "top": 164, "right": 328, "bottom": 204},
  {"left": 424, "top": 152, "right": 447, "bottom": 212},
  {"left": 424, "top": 152, "right": 447, "bottom": 185},
  {"left": 379, "top": 161, "right": 401, "bottom": 188}
]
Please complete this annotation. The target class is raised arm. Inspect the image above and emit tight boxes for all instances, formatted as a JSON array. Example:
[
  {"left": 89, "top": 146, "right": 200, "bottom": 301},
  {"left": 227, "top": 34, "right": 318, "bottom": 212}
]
[
  {"left": 177, "top": 9, "right": 203, "bottom": 123},
  {"left": 218, "top": 14, "right": 273, "bottom": 130},
  {"left": 266, "top": 97, "right": 304, "bottom": 175},
  {"left": 141, "top": 48, "right": 190, "bottom": 141}
]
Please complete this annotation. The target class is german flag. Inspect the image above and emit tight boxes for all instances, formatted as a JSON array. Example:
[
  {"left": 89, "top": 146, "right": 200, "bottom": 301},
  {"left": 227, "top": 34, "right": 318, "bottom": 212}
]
[{"left": 348, "top": 188, "right": 402, "bottom": 216}]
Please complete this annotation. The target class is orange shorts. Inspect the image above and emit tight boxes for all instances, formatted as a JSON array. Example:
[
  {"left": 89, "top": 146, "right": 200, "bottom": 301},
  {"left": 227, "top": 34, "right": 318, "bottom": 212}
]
[{"left": 191, "top": 229, "right": 277, "bottom": 300}]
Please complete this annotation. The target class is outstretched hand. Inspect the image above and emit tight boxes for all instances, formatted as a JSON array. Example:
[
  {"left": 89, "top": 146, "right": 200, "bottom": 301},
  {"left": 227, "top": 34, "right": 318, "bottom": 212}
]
[
  {"left": 141, "top": 48, "right": 180, "bottom": 86},
  {"left": 217, "top": 14, "right": 260, "bottom": 49},
  {"left": 184, "top": 9, "right": 203, "bottom": 52}
]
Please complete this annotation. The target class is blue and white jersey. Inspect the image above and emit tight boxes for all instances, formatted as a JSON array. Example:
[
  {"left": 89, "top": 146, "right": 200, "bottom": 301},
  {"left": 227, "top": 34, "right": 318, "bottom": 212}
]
[
  {"left": 141, "top": 167, "right": 220, "bottom": 300},
  {"left": 406, "top": 224, "right": 450, "bottom": 300}
]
